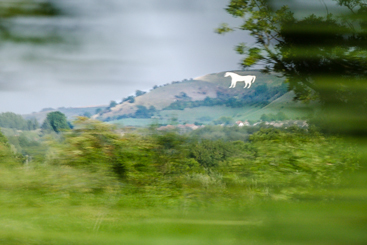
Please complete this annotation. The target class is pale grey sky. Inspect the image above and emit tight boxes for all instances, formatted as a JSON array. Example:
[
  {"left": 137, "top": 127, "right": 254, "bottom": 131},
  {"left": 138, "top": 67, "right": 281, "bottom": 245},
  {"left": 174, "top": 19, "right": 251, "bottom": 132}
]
[
  {"left": 0, "top": 0, "right": 340, "bottom": 114},
  {"left": 0, "top": 0, "right": 249, "bottom": 114}
]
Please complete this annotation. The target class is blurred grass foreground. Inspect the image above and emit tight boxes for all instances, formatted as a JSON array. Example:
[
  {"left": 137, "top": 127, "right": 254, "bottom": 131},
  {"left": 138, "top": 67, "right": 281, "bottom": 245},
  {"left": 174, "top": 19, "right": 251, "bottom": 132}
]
[
  {"left": 0, "top": 0, "right": 367, "bottom": 244},
  {"left": 0, "top": 117, "right": 365, "bottom": 244}
]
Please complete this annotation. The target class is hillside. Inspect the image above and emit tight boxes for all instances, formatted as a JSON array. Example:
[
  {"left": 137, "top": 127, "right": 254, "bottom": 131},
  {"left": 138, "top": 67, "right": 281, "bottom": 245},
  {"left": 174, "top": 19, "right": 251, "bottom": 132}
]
[
  {"left": 23, "top": 70, "right": 313, "bottom": 126},
  {"left": 95, "top": 70, "right": 290, "bottom": 122}
]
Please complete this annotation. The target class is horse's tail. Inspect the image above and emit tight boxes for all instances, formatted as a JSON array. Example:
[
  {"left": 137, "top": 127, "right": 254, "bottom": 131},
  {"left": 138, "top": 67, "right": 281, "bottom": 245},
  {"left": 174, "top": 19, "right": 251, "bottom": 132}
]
[{"left": 251, "top": 76, "right": 256, "bottom": 84}]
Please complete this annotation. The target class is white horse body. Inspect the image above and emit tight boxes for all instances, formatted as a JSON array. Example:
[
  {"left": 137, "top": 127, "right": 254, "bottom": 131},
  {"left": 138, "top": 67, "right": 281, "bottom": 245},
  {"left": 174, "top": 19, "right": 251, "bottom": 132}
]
[{"left": 225, "top": 72, "right": 256, "bottom": 89}]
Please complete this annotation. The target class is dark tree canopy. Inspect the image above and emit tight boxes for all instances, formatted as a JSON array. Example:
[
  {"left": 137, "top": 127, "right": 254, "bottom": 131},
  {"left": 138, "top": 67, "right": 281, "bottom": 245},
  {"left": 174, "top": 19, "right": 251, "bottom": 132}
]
[
  {"left": 217, "top": 0, "right": 367, "bottom": 135},
  {"left": 109, "top": 101, "right": 117, "bottom": 108},
  {"left": 42, "top": 111, "right": 69, "bottom": 133}
]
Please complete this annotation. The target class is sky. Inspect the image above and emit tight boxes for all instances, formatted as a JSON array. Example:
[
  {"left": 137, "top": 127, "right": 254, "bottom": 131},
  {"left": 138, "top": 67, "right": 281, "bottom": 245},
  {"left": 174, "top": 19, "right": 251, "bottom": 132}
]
[{"left": 0, "top": 0, "right": 251, "bottom": 114}]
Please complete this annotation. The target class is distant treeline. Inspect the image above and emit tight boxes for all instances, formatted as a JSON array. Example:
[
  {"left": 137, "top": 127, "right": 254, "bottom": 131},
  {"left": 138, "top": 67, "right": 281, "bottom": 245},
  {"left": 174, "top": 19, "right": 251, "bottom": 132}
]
[
  {"left": 0, "top": 112, "right": 39, "bottom": 130},
  {"left": 164, "top": 84, "right": 288, "bottom": 110}
]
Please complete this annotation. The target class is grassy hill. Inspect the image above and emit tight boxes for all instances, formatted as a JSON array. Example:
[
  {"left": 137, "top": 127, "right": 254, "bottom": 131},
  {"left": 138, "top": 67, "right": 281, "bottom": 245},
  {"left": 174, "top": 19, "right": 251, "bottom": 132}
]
[
  {"left": 240, "top": 91, "right": 313, "bottom": 120},
  {"left": 104, "top": 70, "right": 314, "bottom": 126},
  {"left": 24, "top": 70, "right": 313, "bottom": 126},
  {"left": 98, "top": 70, "right": 300, "bottom": 124}
]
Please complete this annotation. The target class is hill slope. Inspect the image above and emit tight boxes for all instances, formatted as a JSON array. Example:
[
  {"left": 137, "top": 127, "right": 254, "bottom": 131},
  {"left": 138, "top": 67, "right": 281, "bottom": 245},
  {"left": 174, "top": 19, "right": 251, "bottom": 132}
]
[
  {"left": 96, "top": 70, "right": 289, "bottom": 122},
  {"left": 23, "top": 70, "right": 313, "bottom": 126}
]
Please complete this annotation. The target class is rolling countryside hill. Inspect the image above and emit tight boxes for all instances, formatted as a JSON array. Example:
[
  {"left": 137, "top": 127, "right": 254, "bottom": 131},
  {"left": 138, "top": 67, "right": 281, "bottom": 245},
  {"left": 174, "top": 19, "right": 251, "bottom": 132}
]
[
  {"left": 100, "top": 70, "right": 312, "bottom": 126},
  {"left": 23, "top": 70, "right": 313, "bottom": 126}
]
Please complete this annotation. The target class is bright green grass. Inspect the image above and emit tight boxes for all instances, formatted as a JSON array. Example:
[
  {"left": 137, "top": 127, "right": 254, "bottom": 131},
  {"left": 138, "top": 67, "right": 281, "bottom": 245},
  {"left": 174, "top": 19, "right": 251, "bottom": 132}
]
[
  {"left": 1, "top": 190, "right": 366, "bottom": 245},
  {"left": 1, "top": 148, "right": 367, "bottom": 245},
  {"left": 241, "top": 92, "right": 313, "bottom": 121},
  {"left": 157, "top": 106, "right": 258, "bottom": 124}
]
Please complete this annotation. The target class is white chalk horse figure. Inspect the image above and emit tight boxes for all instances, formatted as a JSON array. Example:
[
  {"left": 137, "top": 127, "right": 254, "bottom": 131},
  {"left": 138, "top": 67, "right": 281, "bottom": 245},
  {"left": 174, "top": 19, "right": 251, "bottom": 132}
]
[{"left": 225, "top": 72, "right": 256, "bottom": 89}]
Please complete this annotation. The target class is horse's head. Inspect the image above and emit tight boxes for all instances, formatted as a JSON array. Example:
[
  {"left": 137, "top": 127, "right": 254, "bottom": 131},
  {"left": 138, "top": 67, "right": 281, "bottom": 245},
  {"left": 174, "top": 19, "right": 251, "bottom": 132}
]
[{"left": 224, "top": 72, "right": 231, "bottom": 77}]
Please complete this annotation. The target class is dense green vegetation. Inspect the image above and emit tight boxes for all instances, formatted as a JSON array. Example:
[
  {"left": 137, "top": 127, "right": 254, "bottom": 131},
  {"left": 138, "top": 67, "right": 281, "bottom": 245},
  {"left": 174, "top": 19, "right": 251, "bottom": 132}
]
[
  {"left": 0, "top": 116, "right": 365, "bottom": 244},
  {"left": 217, "top": 0, "right": 367, "bottom": 135},
  {"left": 164, "top": 84, "right": 288, "bottom": 110},
  {"left": 1, "top": 117, "right": 359, "bottom": 200},
  {"left": 260, "top": 112, "right": 289, "bottom": 122},
  {"left": 1, "top": 1, "right": 365, "bottom": 243},
  {"left": 41, "top": 111, "right": 70, "bottom": 133},
  {"left": 2, "top": 117, "right": 359, "bottom": 199},
  {"left": 0, "top": 112, "right": 38, "bottom": 130}
]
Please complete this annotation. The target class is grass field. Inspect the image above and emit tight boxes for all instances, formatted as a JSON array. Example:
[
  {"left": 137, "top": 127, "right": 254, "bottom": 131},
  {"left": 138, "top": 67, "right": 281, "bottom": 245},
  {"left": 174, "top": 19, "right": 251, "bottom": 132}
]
[
  {"left": 1, "top": 185, "right": 366, "bottom": 244},
  {"left": 241, "top": 92, "right": 314, "bottom": 121},
  {"left": 109, "top": 93, "right": 312, "bottom": 127}
]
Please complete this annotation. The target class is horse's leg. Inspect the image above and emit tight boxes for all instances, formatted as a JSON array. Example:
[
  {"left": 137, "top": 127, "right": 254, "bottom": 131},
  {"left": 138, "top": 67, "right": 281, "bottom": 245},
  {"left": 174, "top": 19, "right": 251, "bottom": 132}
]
[
  {"left": 230, "top": 80, "right": 237, "bottom": 88},
  {"left": 247, "top": 77, "right": 255, "bottom": 88},
  {"left": 244, "top": 81, "right": 249, "bottom": 88}
]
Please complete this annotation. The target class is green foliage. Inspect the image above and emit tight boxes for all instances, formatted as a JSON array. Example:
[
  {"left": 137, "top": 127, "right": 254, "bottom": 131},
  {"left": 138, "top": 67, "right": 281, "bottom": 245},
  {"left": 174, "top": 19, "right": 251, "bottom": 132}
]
[
  {"left": 95, "top": 108, "right": 102, "bottom": 114},
  {"left": 189, "top": 125, "right": 250, "bottom": 141},
  {"left": 5, "top": 131, "right": 47, "bottom": 163},
  {"left": 235, "top": 128, "right": 359, "bottom": 194},
  {"left": 134, "top": 105, "right": 155, "bottom": 118},
  {"left": 82, "top": 111, "right": 92, "bottom": 118},
  {"left": 189, "top": 140, "right": 231, "bottom": 169},
  {"left": 163, "top": 84, "right": 287, "bottom": 110},
  {"left": 46, "top": 118, "right": 356, "bottom": 200},
  {"left": 0, "top": 0, "right": 64, "bottom": 44},
  {"left": 0, "top": 130, "right": 21, "bottom": 166},
  {"left": 0, "top": 120, "right": 362, "bottom": 245},
  {"left": 122, "top": 96, "right": 135, "bottom": 103},
  {"left": 109, "top": 101, "right": 117, "bottom": 108},
  {"left": 0, "top": 112, "right": 39, "bottom": 130},
  {"left": 42, "top": 111, "right": 70, "bottom": 133},
  {"left": 135, "top": 90, "right": 146, "bottom": 97},
  {"left": 218, "top": 0, "right": 367, "bottom": 134},
  {"left": 213, "top": 116, "right": 234, "bottom": 126},
  {"left": 260, "top": 111, "right": 289, "bottom": 121}
]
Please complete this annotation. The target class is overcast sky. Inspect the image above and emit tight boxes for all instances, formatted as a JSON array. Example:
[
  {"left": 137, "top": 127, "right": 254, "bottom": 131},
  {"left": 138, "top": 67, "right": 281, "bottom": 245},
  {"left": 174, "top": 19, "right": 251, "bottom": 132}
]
[{"left": 0, "top": 0, "right": 254, "bottom": 114}]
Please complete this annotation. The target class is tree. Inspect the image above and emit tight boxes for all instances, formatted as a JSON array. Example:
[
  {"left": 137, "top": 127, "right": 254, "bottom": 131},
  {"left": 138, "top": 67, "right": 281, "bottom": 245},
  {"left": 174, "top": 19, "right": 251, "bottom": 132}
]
[
  {"left": 190, "top": 140, "right": 231, "bottom": 170},
  {"left": 83, "top": 112, "right": 92, "bottom": 118},
  {"left": 0, "top": 112, "right": 38, "bottom": 130},
  {"left": 109, "top": 101, "right": 117, "bottom": 108},
  {"left": 135, "top": 90, "right": 146, "bottom": 97},
  {"left": 122, "top": 96, "right": 135, "bottom": 103},
  {"left": 217, "top": 0, "right": 367, "bottom": 134},
  {"left": 95, "top": 108, "right": 102, "bottom": 114},
  {"left": 42, "top": 111, "right": 70, "bottom": 133}
]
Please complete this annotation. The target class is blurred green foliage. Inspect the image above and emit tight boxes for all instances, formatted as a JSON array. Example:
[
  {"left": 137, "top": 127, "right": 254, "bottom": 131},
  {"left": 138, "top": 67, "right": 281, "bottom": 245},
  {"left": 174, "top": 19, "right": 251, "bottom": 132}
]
[
  {"left": 38, "top": 118, "right": 357, "bottom": 201},
  {"left": 41, "top": 111, "right": 70, "bottom": 133},
  {"left": 260, "top": 111, "right": 289, "bottom": 121},
  {"left": 217, "top": 0, "right": 367, "bottom": 135},
  {"left": 0, "top": 0, "right": 64, "bottom": 44},
  {"left": 0, "top": 112, "right": 38, "bottom": 130},
  {"left": 0, "top": 118, "right": 363, "bottom": 244}
]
